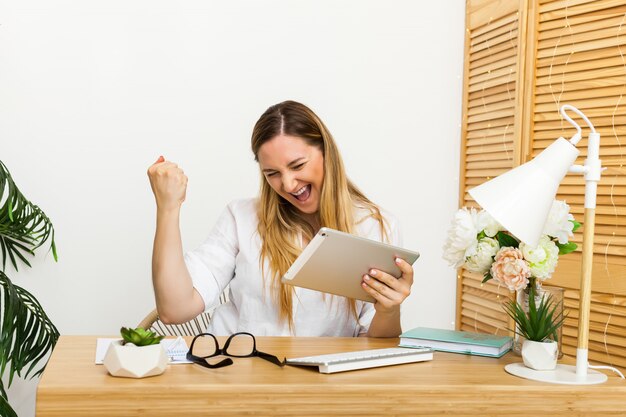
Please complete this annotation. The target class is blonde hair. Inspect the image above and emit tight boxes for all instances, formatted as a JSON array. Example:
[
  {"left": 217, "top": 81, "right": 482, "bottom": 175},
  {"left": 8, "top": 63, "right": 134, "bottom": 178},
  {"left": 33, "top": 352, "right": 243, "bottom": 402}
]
[{"left": 251, "top": 100, "right": 387, "bottom": 331}]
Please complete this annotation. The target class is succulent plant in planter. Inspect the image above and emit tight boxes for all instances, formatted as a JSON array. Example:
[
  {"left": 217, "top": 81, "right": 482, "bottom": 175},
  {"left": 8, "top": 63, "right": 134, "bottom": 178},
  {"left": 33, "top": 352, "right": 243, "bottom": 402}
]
[
  {"left": 503, "top": 285, "right": 567, "bottom": 370},
  {"left": 120, "top": 327, "right": 164, "bottom": 346},
  {"left": 103, "top": 327, "right": 168, "bottom": 378},
  {"left": 0, "top": 161, "right": 59, "bottom": 417}
]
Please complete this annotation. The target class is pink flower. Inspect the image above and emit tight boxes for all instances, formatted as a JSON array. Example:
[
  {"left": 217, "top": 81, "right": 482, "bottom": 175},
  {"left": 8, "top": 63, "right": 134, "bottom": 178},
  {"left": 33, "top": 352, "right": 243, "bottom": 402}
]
[{"left": 490, "top": 247, "right": 531, "bottom": 292}]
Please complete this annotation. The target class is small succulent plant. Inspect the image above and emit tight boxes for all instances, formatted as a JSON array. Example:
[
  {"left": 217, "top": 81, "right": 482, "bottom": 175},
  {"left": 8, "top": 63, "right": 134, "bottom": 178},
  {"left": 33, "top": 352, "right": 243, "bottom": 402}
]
[
  {"left": 120, "top": 327, "right": 164, "bottom": 347},
  {"left": 503, "top": 285, "right": 566, "bottom": 343}
]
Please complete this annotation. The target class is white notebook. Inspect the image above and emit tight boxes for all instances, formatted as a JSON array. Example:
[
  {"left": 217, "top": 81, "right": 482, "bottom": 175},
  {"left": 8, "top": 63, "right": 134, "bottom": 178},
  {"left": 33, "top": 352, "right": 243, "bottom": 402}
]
[
  {"left": 286, "top": 347, "right": 433, "bottom": 374},
  {"left": 95, "top": 337, "right": 191, "bottom": 364}
]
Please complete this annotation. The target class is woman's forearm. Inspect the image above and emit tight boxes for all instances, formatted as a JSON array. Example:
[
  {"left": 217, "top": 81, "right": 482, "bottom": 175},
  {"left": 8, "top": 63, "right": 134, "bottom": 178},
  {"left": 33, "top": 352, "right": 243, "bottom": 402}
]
[
  {"left": 366, "top": 308, "right": 402, "bottom": 338},
  {"left": 152, "top": 208, "right": 204, "bottom": 323}
]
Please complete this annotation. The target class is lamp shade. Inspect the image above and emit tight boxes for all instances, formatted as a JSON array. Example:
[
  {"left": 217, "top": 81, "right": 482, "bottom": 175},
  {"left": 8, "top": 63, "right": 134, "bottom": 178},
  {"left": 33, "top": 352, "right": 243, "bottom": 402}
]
[{"left": 468, "top": 138, "right": 579, "bottom": 248}]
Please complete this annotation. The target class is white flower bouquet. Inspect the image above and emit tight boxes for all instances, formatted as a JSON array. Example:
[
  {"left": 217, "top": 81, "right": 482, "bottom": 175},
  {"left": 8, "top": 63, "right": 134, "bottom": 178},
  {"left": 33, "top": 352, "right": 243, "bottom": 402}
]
[{"left": 443, "top": 200, "right": 580, "bottom": 292}]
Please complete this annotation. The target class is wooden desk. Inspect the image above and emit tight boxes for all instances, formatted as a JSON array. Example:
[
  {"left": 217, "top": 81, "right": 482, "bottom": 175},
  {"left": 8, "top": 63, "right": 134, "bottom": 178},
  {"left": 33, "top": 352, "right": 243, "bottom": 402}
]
[{"left": 37, "top": 336, "right": 625, "bottom": 416}]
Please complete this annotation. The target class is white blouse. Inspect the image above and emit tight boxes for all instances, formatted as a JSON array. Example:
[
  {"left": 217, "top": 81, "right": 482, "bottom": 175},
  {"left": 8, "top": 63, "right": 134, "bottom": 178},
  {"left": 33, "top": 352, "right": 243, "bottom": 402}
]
[{"left": 184, "top": 198, "right": 402, "bottom": 336}]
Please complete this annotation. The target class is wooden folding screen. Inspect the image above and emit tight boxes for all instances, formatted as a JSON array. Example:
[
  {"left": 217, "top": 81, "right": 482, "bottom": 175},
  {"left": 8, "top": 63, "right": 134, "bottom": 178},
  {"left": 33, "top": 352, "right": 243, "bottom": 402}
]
[
  {"left": 458, "top": 0, "right": 626, "bottom": 369},
  {"left": 456, "top": 0, "right": 530, "bottom": 336}
]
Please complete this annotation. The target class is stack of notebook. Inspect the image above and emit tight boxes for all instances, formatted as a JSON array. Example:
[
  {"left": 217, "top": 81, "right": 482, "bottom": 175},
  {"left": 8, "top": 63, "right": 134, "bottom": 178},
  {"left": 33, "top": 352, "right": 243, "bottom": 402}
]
[{"left": 399, "top": 327, "right": 512, "bottom": 358}]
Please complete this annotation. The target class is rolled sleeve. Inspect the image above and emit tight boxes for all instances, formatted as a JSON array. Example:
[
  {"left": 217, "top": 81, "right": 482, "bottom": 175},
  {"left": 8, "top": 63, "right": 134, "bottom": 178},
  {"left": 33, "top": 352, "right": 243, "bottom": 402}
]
[
  {"left": 184, "top": 205, "right": 239, "bottom": 311},
  {"left": 356, "top": 301, "right": 376, "bottom": 335}
]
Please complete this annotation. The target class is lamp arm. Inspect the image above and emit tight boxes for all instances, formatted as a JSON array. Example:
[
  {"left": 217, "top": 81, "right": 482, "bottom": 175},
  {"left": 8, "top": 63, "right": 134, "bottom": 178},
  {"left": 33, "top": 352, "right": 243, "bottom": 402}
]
[
  {"left": 561, "top": 105, "right": 603, "bottom": 380},
  {"left": 560, "top": 104, "right": 596, "bottom": 145}
]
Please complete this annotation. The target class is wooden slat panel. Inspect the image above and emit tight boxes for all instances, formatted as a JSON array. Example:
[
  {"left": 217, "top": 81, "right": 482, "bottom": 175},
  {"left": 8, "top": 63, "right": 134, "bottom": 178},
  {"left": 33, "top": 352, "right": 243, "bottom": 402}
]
[
  {"left": 470, "top": 24, "right": 517, "bottom": 48},
  {"left": 467, "top": 159, "right": 518, "bottom": 170},
  {"left": 462, "top": 299, "right": 508, "bottom": 320},
  {"left": 466, "top": 152, "right": 516, "bottom": 163},
  {"left": 536, "top": 56, "right": 626, "bottom": 79},
  {"left": 533, "top": 105, "right": 626, "bottom": 121},
  {"left": 460, "top": 318, "right": 506, "bottom": 334},
  {"left": 471, "top": 26, "right": 518, "bottom": 52},
  {"left": 556, "top": 194, "right": 626, "bottom": 206},
  {"left": 471, "top": 40, "right": 517, "bottom": 63},
  {"left": 537, "top": 45, "right": 626, "bottom": 68},
  {"left": 560, "top": 171, "right": 626, "bottom": 185},
  {"left": 535, "top": 75, "right": 626, "bottom": 93},
  {"left": 470, "top": 65, "right": 517, "bottom": 87},
  {"left": 539, "top": 0, "right": 626, "bottom": 23},
  {"left": 563, "top": 325, "right": 626, "bottom": 350},
  {"left": 565, "top": 290, "right": 626, "bottom": 314},
  {"left": 561, "top": 286, "right": 626, "bottom": 371},
  {"left": 467, "top": 116, "right": 516, "bottom": 131},
  {"left": 535, "top": 85, "right": 626, "bottom": 104},
  {"left": 533, "top": 115, "right": 626, "bottom": 130},
  {"left": 468, "top": 91, "right": 517, "bottom": 109},
  {"left": 562, "top": 338, "right": 626, "bottom": 370},
  {"left": 468, "top": 73, "right": 517, "bottom": 93},
  {"left": 461, "top": 290, "right": 508, "bottom": 313},
  {"left": 462, "top": 271, "right": 513, "bottom": 295},
  {"left": 539, "top": 14, "right": 626, "bottom": 41},
  {"left": 467, "top": 106, "right": 518, "bottom": 122},
  {"left": 538, "top": 24, "right": 626, "bottom": 51},
  {"left": 539, "top": 5, "right": 626, "bottom": 32},
  {"left": 468, "top": 2, "right": 518, "bottom": 30},
  {"left": 537, "top": 35, "right": 626, "bottom": 59},
  {"left": 466, "top": 134, "right": 515, "bottom": 145},
  {"left": 458, "top": 0, "right": 523, "bottom": 341},
  {"left": 469, "top": 102, "right": 517, "bottom": 117},
  {"left": 469, "top": 51, "right": 518, "bottom": 75},
  {"left": 550, "top": 260, "right": 626, "bottom": 293},
  {"left": 466, "top": 143, "right": 514, "bottom": 155},
  {"left": 461, "top": 0, "right": 626, "bottom": 370},
  {"left": 469, "top": 81, "right": 517, "bottom": 100},
  {"left": 535, "top": 65, "right": 626, "bottom": 86},
  {"left": 466, "top": 128, "right": 514, "bottom": 141},
  {"left": 539, "top": 0, "right": 605, "bottom": 15}
]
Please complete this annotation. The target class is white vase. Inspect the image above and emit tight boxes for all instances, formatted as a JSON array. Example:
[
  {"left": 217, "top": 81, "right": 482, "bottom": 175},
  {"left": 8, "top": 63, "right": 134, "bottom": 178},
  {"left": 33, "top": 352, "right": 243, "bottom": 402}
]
[
  {"left": 103, "top": 341, "right": 169, "bottom": 378},
  {"left": 521, "top": 340, "right": 558, "bottom": 371}
]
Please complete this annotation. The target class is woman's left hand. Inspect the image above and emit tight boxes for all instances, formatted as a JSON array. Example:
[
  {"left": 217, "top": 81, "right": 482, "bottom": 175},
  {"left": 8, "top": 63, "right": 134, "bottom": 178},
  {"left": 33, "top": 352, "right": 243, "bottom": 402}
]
[{"left": 361, "top": 257, "right": 413, "bottom": 314}]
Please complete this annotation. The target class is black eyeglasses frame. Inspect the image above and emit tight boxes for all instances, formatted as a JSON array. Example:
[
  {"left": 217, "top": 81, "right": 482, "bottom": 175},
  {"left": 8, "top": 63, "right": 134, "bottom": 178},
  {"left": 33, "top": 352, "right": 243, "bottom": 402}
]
[{"left": 186, "top": 332, "right": 285, "bottom": 369}]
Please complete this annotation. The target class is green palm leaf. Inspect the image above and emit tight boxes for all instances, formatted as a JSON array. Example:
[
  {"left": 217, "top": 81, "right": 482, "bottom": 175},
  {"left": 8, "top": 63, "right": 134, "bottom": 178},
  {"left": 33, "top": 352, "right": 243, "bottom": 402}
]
[
  {"left": 0, "top": 160, "right": 59, "bottom": 416},
  {"left": 0, "top": 161, "right": 57, "bottom": 271},
  {"left": 0, "top": 394, "right": 18, "bottom": 417},
  {"left": 0, "top": 272, "right": 60, "bottom": 382}
]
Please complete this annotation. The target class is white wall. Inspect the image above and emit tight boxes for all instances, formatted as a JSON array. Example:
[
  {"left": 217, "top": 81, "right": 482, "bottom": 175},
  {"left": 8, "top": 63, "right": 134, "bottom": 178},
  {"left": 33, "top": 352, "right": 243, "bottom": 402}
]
[{"left": 1, "top": 0, "right": 465, "bottom": 414}]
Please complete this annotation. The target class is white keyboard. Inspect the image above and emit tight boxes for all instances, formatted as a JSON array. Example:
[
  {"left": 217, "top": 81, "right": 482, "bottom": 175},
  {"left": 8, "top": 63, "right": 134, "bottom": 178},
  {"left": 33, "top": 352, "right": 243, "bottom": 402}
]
[{"left": 286, "top": 346, "right": 433, "bottom": 374}]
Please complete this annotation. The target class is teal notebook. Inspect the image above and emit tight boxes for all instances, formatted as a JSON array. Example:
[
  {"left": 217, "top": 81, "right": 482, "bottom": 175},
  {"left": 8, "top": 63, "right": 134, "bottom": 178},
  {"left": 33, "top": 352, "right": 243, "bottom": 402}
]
[{"left": 399, "top": 327, "right": 512, "bottom": 358}]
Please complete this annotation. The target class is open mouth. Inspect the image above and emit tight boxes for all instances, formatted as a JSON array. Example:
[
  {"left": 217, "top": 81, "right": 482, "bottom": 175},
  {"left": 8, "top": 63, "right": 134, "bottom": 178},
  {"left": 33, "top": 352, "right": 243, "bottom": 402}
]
[{"left": 291, "top": 184, "right": 311, "bottom": 202}]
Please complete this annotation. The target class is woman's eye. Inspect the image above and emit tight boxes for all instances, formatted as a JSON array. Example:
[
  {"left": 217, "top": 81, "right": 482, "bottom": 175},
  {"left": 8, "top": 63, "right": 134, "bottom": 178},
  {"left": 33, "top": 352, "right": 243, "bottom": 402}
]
[
  {"left": 266, "top": 172, "right": 277, "bottom": 177},
  {"left": 293, "top": 163, "right": 305, "bottom": 170}
]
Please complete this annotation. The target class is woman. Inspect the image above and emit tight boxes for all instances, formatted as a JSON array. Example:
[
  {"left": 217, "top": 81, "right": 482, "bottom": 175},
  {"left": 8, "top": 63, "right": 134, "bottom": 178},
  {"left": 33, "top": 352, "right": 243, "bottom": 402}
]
[{"left": 148, "top": 100, "right": 413, "bottom": 337}]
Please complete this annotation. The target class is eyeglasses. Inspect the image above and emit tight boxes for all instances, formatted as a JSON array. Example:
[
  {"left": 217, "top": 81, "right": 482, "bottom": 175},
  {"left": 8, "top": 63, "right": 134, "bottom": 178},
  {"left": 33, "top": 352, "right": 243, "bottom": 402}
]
[{"left": 186, "top": 332, "right": 285, "bottom": 369}]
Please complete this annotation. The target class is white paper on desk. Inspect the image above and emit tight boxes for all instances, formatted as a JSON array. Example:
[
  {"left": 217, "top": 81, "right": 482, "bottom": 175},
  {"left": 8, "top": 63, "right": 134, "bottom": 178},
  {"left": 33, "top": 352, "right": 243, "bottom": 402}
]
[{"left": 95, "top": 338, "right": 192, "bottom": 364}]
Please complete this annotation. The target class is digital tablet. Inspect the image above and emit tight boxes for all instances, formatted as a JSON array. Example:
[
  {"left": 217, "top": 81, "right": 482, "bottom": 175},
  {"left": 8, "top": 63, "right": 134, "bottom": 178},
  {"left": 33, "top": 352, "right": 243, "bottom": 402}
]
[{"left": 281, "top": 227, "right": 420, "bottom": 302}]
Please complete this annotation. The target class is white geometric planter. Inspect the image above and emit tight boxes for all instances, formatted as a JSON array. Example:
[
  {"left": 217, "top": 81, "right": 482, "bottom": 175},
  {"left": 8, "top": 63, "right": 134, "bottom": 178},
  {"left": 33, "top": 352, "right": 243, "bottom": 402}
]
[
  {"left": 103, "top": 341, "right": 168, "bottom": 378},
  {"left": 521, "top": 340, "right": 558, "bottom": 371}
]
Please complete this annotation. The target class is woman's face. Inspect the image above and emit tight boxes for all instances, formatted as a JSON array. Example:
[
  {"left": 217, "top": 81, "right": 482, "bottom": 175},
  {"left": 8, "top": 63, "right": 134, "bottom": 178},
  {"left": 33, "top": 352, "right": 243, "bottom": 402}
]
[{"left": 257, "top": 134, "right": 324, "bottom": 215}]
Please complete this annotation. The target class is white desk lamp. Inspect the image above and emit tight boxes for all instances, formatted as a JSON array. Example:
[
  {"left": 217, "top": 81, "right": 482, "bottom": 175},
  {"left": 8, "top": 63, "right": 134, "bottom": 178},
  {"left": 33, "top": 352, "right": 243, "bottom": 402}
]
[{"left": 468, "top": 104, "right": 608, "bottom": 384}]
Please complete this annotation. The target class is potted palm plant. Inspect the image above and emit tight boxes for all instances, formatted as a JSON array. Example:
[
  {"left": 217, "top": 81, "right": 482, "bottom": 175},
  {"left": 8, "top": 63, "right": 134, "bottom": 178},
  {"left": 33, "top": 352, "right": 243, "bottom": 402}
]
[
  {"left": 503, "top": 284, "right": 566, "bottom": 370},
  {"left": 0, "top": 161, "right": 59, "bottom": 417}
]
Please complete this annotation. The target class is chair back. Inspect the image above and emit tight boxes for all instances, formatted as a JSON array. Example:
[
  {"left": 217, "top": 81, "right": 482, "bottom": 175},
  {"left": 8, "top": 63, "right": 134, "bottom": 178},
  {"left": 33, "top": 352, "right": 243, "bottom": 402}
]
[{"left": 138, "top": 290, "right": 229, "bottom": 336}]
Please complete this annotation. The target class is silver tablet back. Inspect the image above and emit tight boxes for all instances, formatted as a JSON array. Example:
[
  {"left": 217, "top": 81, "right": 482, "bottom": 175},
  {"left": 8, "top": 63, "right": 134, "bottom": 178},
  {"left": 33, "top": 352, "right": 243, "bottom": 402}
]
[{"left": 282, "top": 228, "right": 420, "bottom": 302}]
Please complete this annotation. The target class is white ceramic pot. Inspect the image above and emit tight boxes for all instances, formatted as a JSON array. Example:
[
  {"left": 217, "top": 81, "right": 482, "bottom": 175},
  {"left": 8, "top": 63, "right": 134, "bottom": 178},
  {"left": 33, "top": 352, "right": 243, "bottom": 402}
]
[
  {"left": 521, "top": 340, "right": 558, "bottom": 371},
  {"left": 103, "top": 340, "right": 168, "bottom": 378}
]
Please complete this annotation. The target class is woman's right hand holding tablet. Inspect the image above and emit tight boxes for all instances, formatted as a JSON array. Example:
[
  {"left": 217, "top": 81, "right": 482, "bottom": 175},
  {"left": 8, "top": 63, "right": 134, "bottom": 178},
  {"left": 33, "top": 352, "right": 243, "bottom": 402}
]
[{"left": 147, "top": 155, "right": 188, "bottom": 211}]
